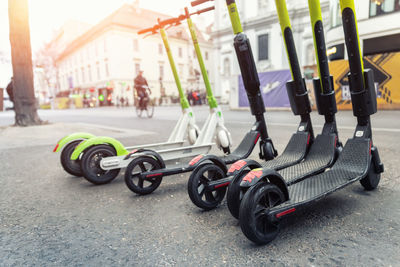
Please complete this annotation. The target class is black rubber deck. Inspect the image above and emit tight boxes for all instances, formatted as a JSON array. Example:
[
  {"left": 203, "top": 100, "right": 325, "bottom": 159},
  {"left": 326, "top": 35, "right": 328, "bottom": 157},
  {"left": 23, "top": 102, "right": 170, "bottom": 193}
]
[
  {"left": 222, "top": 130, "right": 260, "bottom": 164},
  {"left": 261, "top": 132, "right": 309, "bottom": 170},
  {"left": 278, "top": 134, "right": 337, "bottom": 185},
  {"left": 281, "top": 138, "right": 370, "bottom": 207}
]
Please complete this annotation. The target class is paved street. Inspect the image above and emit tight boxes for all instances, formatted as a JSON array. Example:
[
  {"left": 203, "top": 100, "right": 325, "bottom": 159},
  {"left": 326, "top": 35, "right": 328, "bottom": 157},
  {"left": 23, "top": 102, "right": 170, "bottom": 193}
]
[{"left": 0, "top": 106, "right": 399, "bottom": 266}]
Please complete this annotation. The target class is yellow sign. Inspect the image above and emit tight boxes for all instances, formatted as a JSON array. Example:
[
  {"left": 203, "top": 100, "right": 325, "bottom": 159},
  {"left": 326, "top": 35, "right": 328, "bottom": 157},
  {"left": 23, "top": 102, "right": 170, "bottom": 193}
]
[{"left": 329, "top": 52, "right": 400, "bottom": 110}]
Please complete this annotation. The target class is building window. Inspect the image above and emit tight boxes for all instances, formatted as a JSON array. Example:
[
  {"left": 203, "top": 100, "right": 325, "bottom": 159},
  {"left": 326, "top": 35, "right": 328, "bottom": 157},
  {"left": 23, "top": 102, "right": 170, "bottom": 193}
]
[
  {"left": 178, "top": 64, "right": 184, "bottom": 77},
  {"left": 258, "top": 34, "right": 269, "bottom": 61},
  {"left": 370, "top": 0, "right": 400, "bottom": 17},
  {"left": 88, "top": 65, "right": 92, "bottom": 82},
  {"left": 105, "top": 59, "right": 109, "bottom": 77},
  {"left": 258, "top": 0, "right": 268, "bottom": 14},
  {"left": 159, "top": 64, "right": 164, "bottom": 78},
  {"left": 158, "top": 44, "right": 163, "bottom": 55},
  {"left": 330, "top": 0, "right": 342, "bottom": 28},
  {"left": 133, "top": 39, "right": 139, "bottom": 52},
  {"left": 178, "top": 47, "right": 183, "bottom": 58},
  {"left": 96, "top": 62, "right": 101, "bottom": 80},
  {"left": 75, "top": 69, "right": 79, "bottom": 84},
  {"left": 223, "top": 58, "right": 231, "bottom": 76},
  {"left": 135, "top": 63, "right": 141, "bottom": 76},
  {"left": 205, "top": 51, "right": 209, "bottom": 60},
  {"left": 81, "top": 67, "right": 85, "bottom": 83}
]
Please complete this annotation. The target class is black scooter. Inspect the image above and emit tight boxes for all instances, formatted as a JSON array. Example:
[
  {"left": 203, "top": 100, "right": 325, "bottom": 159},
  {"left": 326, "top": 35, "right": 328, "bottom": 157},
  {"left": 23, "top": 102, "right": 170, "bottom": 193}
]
[
  {"left": 238, "top": 0, "right": 384, "bottom": 245},
  {"left": 187, "top": 0, "right": 341, "bottom": 216}
]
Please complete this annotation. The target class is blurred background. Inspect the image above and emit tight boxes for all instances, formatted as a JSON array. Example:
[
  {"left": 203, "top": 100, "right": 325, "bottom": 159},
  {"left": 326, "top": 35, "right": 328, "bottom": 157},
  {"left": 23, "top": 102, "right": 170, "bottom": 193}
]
[{"left": 1, "top": 0, "right": 399, "bottom": 111}]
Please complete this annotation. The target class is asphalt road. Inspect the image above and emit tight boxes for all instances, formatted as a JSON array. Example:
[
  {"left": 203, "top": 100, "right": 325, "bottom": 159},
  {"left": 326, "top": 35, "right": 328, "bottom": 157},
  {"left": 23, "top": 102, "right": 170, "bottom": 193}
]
[{"left": 1, "top": 106, "right": 399, "bottom": 266}]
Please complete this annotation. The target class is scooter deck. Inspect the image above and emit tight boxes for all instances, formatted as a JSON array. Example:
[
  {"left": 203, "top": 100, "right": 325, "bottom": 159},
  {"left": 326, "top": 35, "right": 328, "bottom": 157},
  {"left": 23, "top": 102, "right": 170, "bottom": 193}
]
[
  {"left": 261, "top": 132, "right": 309, "bottom": 170},
  {"left": 272, "top": 138, "right": 369, "bottom": 212},
  {"left": 277, "top": 134, "right": 337, "bottom": 185},
  {"left": 220, "top": 130, "right": 260, "bottom": 164}
]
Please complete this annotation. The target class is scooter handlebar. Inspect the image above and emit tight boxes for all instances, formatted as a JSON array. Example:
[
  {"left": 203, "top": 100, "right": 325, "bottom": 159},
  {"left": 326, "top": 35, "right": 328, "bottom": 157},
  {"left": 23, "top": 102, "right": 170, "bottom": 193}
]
[
  {"left": 158, "top": 17, "right": 182, "bottom": 27},
  {"left": 191, "top": 6, "right": 215, "bottom": 16},
  {"left": 191, "top": 0, "right": 213, "bottom": 7},
  {"left": 138, "top": 26, "right": 158, "bottom": 35}
]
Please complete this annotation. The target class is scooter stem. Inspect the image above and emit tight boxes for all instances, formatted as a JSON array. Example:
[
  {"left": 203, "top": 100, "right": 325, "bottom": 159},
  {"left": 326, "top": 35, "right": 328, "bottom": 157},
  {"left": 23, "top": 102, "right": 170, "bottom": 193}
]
[
  {"left": 158, "top": 23, "right": 190, "bottom": 110},
  {"left": 185, "top": 7, "right": 218, "bottom": 109}
]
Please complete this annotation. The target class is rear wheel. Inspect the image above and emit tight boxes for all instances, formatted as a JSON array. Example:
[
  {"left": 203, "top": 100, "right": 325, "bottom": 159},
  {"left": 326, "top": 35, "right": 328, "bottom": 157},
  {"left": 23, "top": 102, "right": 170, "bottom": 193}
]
[
  {"left": 124, "top": 156, "right": 162, "bottom": 195},
  {"left": 239, "top": 181, "right": 285, "bottom": 245},
  {"left": 360, "top": 159, "right": 381, "bottom": 190},
  {"left": 187, "top": 164, "right": 227, "bottom": 210},
  {"left": 60, "top": 140, "right": 83, "bottom": 177},
  {"left": 80, "top": 145, "right": 120, "bottom": 185},
  {"left": 136, "top": 100, "right": 143, "bottom": 117},
  {"left": 227, "top": 169, "right": 251, "bottom": 219}
]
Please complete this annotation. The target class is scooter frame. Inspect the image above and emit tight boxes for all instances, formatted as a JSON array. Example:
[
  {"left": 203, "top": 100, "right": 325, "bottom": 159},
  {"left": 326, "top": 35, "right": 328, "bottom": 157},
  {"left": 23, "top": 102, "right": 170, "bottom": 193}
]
[{"left": 238, "top": 0, "right": 384, "bottom": 245}]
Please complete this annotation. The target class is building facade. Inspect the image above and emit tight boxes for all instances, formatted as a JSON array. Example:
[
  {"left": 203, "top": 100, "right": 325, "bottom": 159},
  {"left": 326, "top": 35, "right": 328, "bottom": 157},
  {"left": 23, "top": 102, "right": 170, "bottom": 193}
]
[
  {"left": 212, "top": 0, "right": 330, "bottom": 108},
  {"left": 56, "top": 3, "right": 215, "bottom": 107}
]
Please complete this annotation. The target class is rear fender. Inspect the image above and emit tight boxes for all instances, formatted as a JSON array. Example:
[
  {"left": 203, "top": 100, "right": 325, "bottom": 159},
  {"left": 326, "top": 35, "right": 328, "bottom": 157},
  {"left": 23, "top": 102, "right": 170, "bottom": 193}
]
[
  {"left": 53, "top": 132, "right": 95, "bottom": 152},
  {"left": 226, "top": 159, "right": 261, "bottom": 176},
  {"left": 124, "top": 149, "right": 166, "bottom": 168},
  {"left": 70, "top": 136, "right": 129, "bottom": 160},
  {"left": 189, "top": 154, "right": 228, "bottom": 173},
  {"left": 240, "top": 168, "right": 289, "bottom": 201}
]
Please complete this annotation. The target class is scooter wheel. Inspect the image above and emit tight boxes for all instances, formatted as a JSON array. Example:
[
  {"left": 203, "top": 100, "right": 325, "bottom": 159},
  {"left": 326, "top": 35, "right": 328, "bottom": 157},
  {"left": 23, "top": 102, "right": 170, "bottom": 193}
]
[
  {"left": 60, "top": 140, "right": 83, "bottom": 177},
  {"left": 239, "top": 181, "right": 285, "bottom": 245},
  {"left": 80, "top": 145, "right": 120, "bottom": 185},
  {"left": 187, "top": 164, "right": 227, "bottom": 210},
  {"left": 360, "top": 158, "right": 381, "bottom": 190},
  {"left": 124, "top": 156, "right": 162, "bottom": 195},
  {"left": 227, "top": 169, "right": 251, "bottom": 219}
]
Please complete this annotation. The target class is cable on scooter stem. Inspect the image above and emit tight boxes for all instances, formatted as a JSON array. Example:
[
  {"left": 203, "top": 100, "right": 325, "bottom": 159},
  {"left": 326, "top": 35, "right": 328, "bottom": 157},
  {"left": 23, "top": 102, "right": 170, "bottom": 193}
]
[
  {"left": 308, "top": 0, "right": 331, "bottom": 95},
  {"left": 275, "top": 0, "right": 304, "bottom": 94},
  {"left": 339, "top": 0, "right": 364, "bottom": 91},
  {"left": 191, "top": 0, "right": 213, "bottom": 7}
]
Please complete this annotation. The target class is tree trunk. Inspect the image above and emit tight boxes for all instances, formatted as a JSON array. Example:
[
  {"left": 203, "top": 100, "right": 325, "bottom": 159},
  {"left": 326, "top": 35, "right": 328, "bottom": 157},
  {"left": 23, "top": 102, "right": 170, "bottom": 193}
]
[{"left": 8, "top": 0, "right": 43, "bottom": 126}]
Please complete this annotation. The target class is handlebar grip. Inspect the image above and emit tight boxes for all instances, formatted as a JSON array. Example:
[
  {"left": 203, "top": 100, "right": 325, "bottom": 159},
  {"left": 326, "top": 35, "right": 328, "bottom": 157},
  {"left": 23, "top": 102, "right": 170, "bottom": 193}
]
[
  {"left": 138, "top": 27, "right": 155, "bottom": 35},
  {"left": 191, "top": 0, "right": 213, "bottom": 7}
]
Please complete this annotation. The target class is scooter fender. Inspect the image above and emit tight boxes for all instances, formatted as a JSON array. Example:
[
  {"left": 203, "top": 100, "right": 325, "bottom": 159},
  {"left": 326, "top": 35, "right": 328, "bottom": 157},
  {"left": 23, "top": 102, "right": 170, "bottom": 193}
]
[
  {"left": 70, "top": 136, "right": 129, "bottom": 160},
  {"left": 189, "top": 154, "right": 228, "bottom": 173},
  {"left": 53, "top": 132, "right": 95, "bottom": 152},
  {"left": 240, "top": 168, "right": 289, "bottom": 201},
  {"left": 226, "top": 159, "right": 262, "bottom": 176},
  {"left": 124, "top": 149, "right": 166, "bottom": 168}
]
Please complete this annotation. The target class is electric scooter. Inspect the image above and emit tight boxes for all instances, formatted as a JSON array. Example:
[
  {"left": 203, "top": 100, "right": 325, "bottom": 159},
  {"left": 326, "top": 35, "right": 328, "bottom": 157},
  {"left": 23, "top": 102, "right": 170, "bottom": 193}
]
[
  {"left": 123, "top": 6, "right": 238, "bottom": 195},
  {"left": 186, "top": 0, "right": 340, "bottom": 214},
  {"left": 238, "top": 0, "right": 384, "bottom": 245},
  {"left": 53, "top": 21, "right": 201, "bottom": 179},
  {"left": 73, "top": 7, "right": 232, "bottom": 186}
]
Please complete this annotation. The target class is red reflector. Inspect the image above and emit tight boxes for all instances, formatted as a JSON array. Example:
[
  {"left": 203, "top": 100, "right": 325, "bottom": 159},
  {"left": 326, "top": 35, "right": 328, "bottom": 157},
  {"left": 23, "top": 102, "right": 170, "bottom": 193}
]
[
  {"left": 276, "top": 208, "right": 296, "bottom": 218},
  {"left": 214, "top": 181, "right": 230, "bottom": 189},
  {"left": 53, "top": 144, "right": 59, "bottom": 152},
  {"left": 369, "top": 142, "right": 372, "bottom": 155},
  {"left": 307, "top": 134, "right": 310, "bottom": 145},
  {"left": 254, "top": 133, "right": 260, "bottom": 145},
  {"left": 146, "top": 173, "right": 162, "bottom": 178}
]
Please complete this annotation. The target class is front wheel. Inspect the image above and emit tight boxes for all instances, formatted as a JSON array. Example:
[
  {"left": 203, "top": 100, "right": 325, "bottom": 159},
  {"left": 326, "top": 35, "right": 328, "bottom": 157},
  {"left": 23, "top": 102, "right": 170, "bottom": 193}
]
[
  {"left": 124, "top": 156, "right": 162, "bottom": 195},
  {"left": 80, "top": 145, "right": 120, "bottom": 185},
  {"left": 60, "top": 140, "right": 83, "bottom": 177},
  {"left": 227, "top": 169, "right": 251, "bottom": 219},
  {"left": 187, "top": 164, "right": 227, "bottom": 210},
  {"left": 239, "top": 181, "right": 285, "bottom": 245},
  {"left": 146, "top": 100, "right": 154, "bottom": 118},
  {"left": 360, "top": 159, "right": 381, "bottom": 190}
]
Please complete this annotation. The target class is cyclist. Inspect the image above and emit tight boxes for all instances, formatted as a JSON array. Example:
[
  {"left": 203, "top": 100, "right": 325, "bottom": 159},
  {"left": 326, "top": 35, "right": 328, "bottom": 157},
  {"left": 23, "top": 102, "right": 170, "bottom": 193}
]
[{"left": 134, "top": 70, "right": 151, "bottom": 108}]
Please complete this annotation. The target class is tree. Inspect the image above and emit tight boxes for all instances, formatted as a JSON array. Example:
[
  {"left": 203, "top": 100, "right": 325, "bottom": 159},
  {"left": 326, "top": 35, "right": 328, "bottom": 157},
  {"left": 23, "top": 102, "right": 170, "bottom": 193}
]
[{"left": 8, "top": 0, "right": 43, "bottom": 126}]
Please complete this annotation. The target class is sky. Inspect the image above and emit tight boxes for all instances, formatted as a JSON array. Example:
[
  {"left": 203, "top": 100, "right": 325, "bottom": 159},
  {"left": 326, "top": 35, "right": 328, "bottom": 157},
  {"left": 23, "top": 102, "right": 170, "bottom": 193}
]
[
  {"left": 0, "top": 0, "right": 207, "bottom": 86},
  {"left": 0, "top": 0, "right": 209, "bottom": 54}
]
